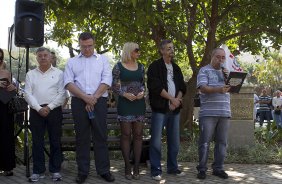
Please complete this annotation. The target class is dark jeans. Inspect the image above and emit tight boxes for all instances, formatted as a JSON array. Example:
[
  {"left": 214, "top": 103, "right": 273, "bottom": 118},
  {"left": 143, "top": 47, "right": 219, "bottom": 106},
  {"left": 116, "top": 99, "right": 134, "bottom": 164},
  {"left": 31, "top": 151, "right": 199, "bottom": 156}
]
[
  {"left": 259, "top": 111, "right": 271, "bottom": 123},
  {"left": 71, "top": 97, "right": 110, "bottom": 176},
  {"left": 29, "top": 107, "right": 63, "bottom": 174}
]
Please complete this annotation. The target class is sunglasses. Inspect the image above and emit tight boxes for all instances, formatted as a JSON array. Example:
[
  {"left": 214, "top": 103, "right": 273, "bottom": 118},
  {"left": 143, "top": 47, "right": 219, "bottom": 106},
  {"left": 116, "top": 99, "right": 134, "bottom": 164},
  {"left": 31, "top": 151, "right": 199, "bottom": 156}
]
[{"left": 134, "top": 48, "right": 140, "bottom": 52}]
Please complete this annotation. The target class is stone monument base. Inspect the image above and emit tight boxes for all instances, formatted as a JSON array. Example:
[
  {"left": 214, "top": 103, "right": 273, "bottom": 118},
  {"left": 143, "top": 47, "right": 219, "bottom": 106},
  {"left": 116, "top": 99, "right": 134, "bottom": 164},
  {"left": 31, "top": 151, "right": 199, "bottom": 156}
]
[{"left": 228, "top": 120, "right": 255, "bottom": 147}]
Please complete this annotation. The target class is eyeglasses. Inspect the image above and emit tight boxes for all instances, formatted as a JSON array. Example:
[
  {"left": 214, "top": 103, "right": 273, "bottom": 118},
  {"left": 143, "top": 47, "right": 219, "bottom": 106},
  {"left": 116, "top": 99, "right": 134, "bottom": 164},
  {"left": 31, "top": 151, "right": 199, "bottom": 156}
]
[
  {"left": 215, "top": 55, "right": 226, "bottom": 60},
  {"left": 80, "top": 45, "right": 94, "bottom": 50},
  {"left": 134, "top": 48, "right": 140, "bottom": 52}
]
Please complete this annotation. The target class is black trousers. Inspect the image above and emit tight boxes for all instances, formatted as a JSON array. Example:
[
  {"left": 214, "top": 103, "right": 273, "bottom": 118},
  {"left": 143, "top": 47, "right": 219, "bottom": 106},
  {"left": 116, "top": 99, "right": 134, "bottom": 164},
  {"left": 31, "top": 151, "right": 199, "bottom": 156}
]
[
  {"left": 29, "top": 106, "right": 63, "bottom": 174},
  {"left": 0, "top": 101, "right": 15, "bottom": 171},
  {"left": 71, "top": 97, "right": 110, "bottom": 176}
]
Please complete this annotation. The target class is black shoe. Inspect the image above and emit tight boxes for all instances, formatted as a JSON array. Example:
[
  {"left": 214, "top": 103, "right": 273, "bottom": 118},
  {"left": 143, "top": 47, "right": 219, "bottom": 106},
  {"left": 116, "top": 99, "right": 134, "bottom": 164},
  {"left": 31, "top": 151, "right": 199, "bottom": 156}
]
[
  {"left": 197, "top": 171, "right": 206, "bottom": 179},
  {"left": 212, "top": 170, "right": 228, "bottom": 179},
  {"left": 167, "top": 169, "right": 185, "bottom": 176},
  {"left": 75, "top": 174, "right": 87, "bottom": 184},
  {"left": 100, "top": 172, "right": 115, "bottom": 182}
]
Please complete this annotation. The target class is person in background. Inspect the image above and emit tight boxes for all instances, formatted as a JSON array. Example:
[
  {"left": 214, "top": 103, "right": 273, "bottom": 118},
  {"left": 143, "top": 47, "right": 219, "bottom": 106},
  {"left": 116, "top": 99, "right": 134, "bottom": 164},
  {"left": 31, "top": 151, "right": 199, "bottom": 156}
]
[
  {"left": 25, "top": 47, "right": 66, "bottom": 182},
  {"left": 254, "top": 92, "right": 260, "bottom": 123},
  {"left": 64, "top": 32, "right": 115, "bottom": 183},
  {"left": 50, "top": 51, "right": 57, "bottom": 67},
  {"left": 258, "top": 89, "right": 272, "bottom": 129},
  {"left": 50, "top": 51, "right": 70, "bottom": 108},
  {"left": 112, "top": 42, "right": 146, "bottom": 180},
  {"left": 196, "top": 48, "right": 231, "bottom": 180},
  {"left": 272, "top": 90, "right": 282, "bottom": 128},
  {"left": 0, "top": 48, "right": 16, "bottom": 176},
  {"left": 147, "top": 40, "right": 186, "bottom": 181}
]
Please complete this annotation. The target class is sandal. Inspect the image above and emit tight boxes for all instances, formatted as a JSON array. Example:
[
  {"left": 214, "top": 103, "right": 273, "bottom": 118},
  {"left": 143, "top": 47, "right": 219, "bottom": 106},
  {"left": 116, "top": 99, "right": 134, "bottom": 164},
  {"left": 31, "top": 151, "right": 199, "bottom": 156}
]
[
  {"left": 132, "top": 173, "right": 140, "bottom": 180},
  {"left": 133, "top": 168, "right": 140, "bottom": 180},
  {"left": 125, "top": 166, "right": 132, "bottom": 180}
]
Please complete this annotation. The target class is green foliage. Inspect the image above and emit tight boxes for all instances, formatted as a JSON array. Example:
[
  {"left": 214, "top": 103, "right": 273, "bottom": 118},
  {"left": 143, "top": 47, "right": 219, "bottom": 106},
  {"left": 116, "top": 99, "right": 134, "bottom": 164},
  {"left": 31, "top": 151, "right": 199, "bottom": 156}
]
[
  {"left": 255, "top": 122, "right": 282, "bottom": 145},
  {"left": 3, "top": 49, "right": 38, "bottom": 82},
  {"left": 253, "top": 51, "right": 282, "bottom": 89},
  {"left": 42, "top": 0, "right": 281, "bottom": 64}
]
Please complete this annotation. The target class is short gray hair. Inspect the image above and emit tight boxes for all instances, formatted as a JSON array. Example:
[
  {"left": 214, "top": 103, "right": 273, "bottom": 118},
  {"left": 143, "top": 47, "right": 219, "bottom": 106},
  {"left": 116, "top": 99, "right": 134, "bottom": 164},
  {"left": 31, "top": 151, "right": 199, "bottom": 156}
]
[
  {"left": 211, "top": 48, "right": 225, "bottom": 57},
  {"left": 159, "top": 39, "right": 172, "bottom": 50},
  {"left": 36, "top": 47, "right": 50, "bottom": 54}
]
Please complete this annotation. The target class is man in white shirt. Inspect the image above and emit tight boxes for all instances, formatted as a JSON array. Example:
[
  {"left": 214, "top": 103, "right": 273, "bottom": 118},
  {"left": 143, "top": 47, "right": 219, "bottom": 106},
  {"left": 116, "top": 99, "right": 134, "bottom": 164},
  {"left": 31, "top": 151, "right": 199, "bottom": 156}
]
[
  {"left": 272, "top": 90, "right": 282, "bottom": 128},
  {"left": 24, "top": 47, "right": 66, "bottom": 182},
  {"left": 64, "top": 32, "right": 114, "bottom": 183}
]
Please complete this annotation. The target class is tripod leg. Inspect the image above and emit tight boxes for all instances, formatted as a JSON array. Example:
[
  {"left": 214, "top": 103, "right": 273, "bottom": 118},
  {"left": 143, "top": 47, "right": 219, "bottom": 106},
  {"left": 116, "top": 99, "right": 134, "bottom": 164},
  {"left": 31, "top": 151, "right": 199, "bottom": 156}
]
[{"left": 23, "top": 111, "right": 30, "bottom": 177}]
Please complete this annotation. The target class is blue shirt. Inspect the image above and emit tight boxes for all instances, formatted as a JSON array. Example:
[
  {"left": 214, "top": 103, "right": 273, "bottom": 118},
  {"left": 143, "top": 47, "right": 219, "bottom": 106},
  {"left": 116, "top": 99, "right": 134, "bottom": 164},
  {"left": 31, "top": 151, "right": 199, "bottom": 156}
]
[
  {"left": 63, "top": 53, "right": 112, "bottom": 97},
  {"left": 197, "top": 64, "right": 231, "bottom": 118}
]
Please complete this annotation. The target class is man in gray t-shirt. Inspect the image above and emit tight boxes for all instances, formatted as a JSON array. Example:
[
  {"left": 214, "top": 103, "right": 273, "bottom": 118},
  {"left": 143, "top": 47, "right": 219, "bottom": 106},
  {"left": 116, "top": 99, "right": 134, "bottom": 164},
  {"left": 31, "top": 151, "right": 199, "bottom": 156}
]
[{"left": 196, "top": 48, "right": 231, "bottom": 180}]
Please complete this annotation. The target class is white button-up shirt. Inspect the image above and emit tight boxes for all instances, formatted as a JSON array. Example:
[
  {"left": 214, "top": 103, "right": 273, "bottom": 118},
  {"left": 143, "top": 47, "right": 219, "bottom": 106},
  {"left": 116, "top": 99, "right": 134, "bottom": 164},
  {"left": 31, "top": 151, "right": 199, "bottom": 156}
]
[
  {"left": 24, "top": 66, "right": 66, "bottom": 111},
  {"left": 63, "top": 53, "right": 112, "bottom": 97}
]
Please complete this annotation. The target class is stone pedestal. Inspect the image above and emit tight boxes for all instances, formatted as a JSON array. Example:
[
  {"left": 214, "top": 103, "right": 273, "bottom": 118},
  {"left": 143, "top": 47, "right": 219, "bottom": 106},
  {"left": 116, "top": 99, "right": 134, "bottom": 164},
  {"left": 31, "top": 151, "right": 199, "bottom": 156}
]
[{"left": 228, "top": 86, "right": 255, "bottom": 147}]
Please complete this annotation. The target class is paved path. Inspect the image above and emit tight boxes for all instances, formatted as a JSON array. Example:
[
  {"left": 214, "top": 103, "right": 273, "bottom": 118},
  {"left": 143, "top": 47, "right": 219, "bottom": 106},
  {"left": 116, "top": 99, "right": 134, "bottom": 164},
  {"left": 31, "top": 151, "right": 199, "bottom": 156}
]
[{"left": 0, "top": 161, "right": 281, "bottom": 184}]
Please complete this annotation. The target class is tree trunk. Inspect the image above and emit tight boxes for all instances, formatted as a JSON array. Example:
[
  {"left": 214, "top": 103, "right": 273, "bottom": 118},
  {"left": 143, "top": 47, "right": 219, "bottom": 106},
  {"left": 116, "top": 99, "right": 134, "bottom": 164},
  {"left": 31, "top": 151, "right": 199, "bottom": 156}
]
[
  {"left": 67, "top": 42, "right": 75, "bottom": 58},
  {"left": 180, "top": 72, "right": 197, "bottom": 138}
]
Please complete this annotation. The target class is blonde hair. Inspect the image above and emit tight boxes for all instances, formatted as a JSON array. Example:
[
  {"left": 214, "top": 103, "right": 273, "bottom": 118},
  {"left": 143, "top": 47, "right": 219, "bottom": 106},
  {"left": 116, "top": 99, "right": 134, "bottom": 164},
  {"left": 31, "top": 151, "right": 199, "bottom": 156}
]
[{"left": 121, "top": 42, "right": 139, "bottom": 63}]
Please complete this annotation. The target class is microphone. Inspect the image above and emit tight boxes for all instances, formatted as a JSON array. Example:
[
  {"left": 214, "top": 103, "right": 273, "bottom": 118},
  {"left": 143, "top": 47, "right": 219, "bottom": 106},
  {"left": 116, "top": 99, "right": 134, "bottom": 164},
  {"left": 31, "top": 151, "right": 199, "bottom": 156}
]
[{"left": 220, "top": 63, "right": 228, "bottom": 83}]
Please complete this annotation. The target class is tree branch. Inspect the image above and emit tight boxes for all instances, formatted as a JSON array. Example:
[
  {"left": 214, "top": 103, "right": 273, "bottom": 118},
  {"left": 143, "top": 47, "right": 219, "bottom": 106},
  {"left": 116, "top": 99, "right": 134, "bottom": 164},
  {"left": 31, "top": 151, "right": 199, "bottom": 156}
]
[
  {"left": 217, "top": 0, "right": 239, "bottom": 22},
  {"left": 218, "top": 27, "right": 281, "bottom": 45},
  {"left": 199, "top": 2, "right": 210, "bottom": 30},
  {"left": 182, "top": 0, "right": 198, "bottom": 72}
]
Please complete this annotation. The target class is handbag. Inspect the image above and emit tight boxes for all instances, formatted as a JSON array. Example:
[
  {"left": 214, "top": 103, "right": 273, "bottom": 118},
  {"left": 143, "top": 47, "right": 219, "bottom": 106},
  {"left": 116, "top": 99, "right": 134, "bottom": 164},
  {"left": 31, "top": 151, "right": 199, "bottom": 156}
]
[
  {"left": 274, "top": 109, "right": 281, "bottom": 115},
  {"left": 8, "top": 94, "right": 28, "bottom": 113},
  {"left": 194, "top": 93, "right": 201, "bottom": 107}
]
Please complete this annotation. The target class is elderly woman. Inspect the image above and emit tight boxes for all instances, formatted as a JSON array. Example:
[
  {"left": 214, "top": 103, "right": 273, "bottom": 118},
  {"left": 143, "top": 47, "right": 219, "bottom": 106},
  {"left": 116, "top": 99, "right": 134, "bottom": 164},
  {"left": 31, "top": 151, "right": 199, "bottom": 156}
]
[
  {"left": 0, "top": 48, "right": 16, "bottom": 176},
  {"left": 112, "top": 42, "right": 146, "bottom": 180}
]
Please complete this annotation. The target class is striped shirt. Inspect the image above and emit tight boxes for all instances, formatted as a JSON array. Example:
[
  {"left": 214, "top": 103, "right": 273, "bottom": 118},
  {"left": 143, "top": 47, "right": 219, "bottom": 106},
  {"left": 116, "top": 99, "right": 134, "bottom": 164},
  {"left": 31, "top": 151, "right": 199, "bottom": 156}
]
[
  {"left": 197, "top": 64, "right": 231, "bottom": 118},
  {"left": 258, "top": 95, "right": 272, "bottom": 111}
]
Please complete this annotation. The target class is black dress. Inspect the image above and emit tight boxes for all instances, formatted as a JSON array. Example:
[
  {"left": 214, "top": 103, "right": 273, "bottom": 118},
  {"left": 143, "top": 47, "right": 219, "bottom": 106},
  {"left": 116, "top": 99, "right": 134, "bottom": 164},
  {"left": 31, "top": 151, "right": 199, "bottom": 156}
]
[{"left": 0, "top": 79, "right": 15, "bottom": 171}]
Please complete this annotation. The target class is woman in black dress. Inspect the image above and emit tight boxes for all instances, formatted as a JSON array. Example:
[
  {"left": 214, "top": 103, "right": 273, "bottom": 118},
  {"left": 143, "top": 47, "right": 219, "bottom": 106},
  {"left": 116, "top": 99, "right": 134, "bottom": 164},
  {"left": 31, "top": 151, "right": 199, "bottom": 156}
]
[{"left": 0, "top": 48, "right": 16, "bottom": 176}]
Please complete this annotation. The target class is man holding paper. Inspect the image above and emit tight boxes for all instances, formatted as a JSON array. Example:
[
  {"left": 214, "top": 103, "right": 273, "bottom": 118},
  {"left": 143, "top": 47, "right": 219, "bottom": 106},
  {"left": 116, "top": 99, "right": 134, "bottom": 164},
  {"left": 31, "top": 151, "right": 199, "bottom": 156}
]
[{"left": 196, "top": 48, "right": 231, "bottom": 180}]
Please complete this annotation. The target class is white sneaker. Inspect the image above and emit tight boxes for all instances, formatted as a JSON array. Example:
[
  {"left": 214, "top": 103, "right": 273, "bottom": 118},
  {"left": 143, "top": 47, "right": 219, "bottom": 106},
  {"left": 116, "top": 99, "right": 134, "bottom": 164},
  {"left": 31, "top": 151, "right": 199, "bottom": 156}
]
[
  {"left": 152, "top": 174, "right": 162, "bottom": 181},
  {"left": 28, "top": 173, "right": 45, "bottom": 182},
  {"left": 51, "top": 172, "right": 62, "bottom": 181}
]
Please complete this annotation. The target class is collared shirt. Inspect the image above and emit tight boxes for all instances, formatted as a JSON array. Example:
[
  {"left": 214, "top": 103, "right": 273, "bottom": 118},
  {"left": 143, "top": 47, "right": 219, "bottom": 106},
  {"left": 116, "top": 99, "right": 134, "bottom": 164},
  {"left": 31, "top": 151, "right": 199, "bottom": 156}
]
[
  {"left": 24, "top": 66, "right": 66, "bottom": 111},
  {"left": 197, "top": 64, "right": 231, "bottom": 118},
  {"left": 272, "top": 96, "right": 282, "bottom": 108},
  {"left": 63, "top": 53, "right": 112, "bottom": 97}
]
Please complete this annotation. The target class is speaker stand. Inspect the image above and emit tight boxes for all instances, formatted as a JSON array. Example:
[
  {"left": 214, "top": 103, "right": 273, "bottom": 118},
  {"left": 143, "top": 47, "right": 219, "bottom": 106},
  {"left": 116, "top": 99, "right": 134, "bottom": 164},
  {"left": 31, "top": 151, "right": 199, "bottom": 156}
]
[{"left": 23, "top": 46, "right": 30, "bottom": 177}]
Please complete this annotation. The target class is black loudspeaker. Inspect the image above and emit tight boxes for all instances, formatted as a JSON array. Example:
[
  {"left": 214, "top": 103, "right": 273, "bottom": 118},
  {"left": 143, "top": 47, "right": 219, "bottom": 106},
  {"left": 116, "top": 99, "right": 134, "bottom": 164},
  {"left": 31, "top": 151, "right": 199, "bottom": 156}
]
[{"left": 14, "top": 0, "right": 44, "bottom": 48}]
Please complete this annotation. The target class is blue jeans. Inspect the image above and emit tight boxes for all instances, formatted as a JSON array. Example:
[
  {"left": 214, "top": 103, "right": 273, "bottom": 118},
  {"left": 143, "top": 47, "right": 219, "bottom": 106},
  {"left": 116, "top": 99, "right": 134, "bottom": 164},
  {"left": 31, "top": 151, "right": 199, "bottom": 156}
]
[
  {"left": 149, "top": 111, "right": 180, "bottom": 176},
  {"left": 197, "top": 116, "right": 230, "bottom": 172},
  {"left": 273, "top": 110, "right": 282, "bottom": 128}
]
